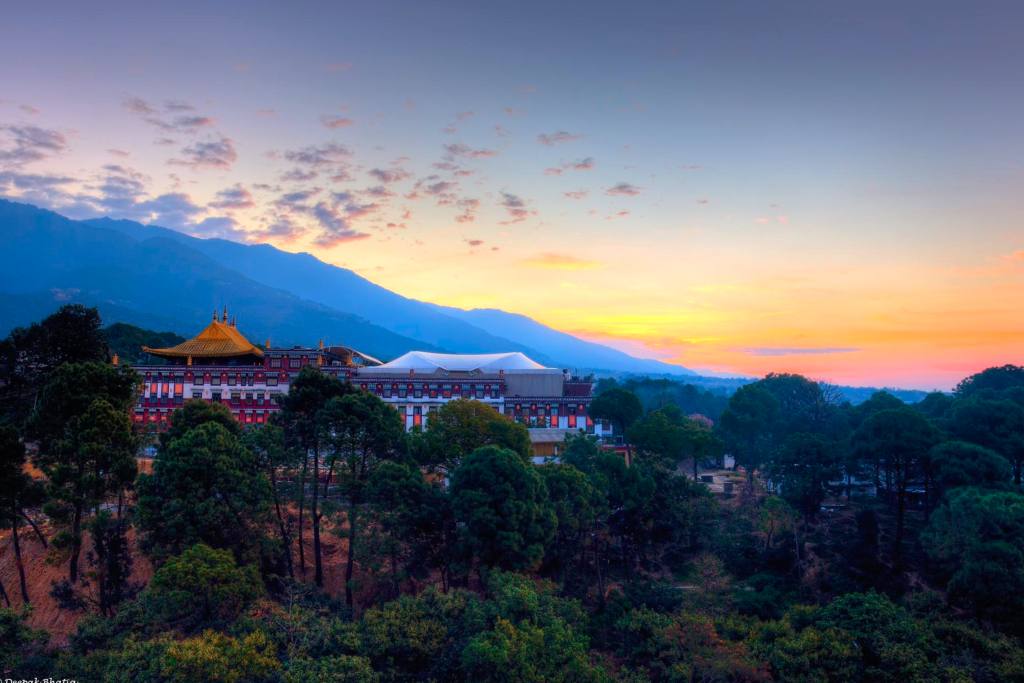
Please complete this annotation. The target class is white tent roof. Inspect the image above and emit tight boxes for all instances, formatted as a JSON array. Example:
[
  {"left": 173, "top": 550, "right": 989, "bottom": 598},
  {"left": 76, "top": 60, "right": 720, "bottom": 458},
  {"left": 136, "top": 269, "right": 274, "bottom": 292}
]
[{"left": 364, "top": 350, "right": 550, "bottom": 373}]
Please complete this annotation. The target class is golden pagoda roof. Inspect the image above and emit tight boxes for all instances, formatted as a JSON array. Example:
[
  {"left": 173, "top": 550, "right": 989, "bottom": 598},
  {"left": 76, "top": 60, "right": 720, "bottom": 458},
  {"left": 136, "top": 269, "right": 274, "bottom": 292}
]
[{"left": 143, "top": 310, "right": 264, "bottom": 360}]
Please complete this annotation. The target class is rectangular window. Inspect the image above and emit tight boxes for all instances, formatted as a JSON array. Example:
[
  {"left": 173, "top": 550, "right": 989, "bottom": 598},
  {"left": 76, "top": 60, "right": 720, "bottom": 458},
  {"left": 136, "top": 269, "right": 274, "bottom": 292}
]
[
  {"left": 267, "top": 377, "right": 278, "bottom": 386},
  {"left": 174, "top": 383, "right": 184, "bottom": 396},
  {"left": 212, "top": 376, "right": 221, "bottom": 386},
  {"left": 290, "top": 359, "right": 301, "bottom": 369},
  {"left": 414, "top": 388, "right": 422, "bottom": 398},
  {"left": 212, "top": 392, "right": 222, "bottom": 401},
  {"left": 228, "top": 375, "right": 237, "bottom": 386},
  {"left": 270, "top": 358, "right": 282, "bottom": 368}
]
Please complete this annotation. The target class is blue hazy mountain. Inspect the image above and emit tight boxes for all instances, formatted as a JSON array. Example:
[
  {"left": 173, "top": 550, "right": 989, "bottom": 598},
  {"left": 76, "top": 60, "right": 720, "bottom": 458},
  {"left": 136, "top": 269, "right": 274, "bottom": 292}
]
[
  {"left": 0, "top": 199, "right": 440, "bottom": 360},
  {"left": 0, "top": 199, "right": 694, "bottom": 373}
]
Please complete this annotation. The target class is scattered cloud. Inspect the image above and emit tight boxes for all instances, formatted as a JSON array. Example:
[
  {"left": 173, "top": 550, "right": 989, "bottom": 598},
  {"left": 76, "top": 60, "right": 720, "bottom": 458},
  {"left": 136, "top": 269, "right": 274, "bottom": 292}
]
[
  {"left": 312, "top": 201, "right": 370, "bottom": 247},
  {"left": 464, "top": 238, "right": 484, "bottom": 247},
  {"left": 455, "top": 198, "right": 479, "bottom": 223},
  {"left": 282, "top": 142, "right": 352, "bottom": 167},
  {"left": 606, "top": 182, "right": 641, "bottom": 196},
  {"left": 563, "top": 190, "right": 588, "bottom": 200},
  {"left": 123, "top": 97, "right": 215, "bottom": 134},
  {"left": 209, "top": 184, "right": 255, "bottom": 210},
  {"left": 537, "top": 130, "right": 582, "bottom": 146},
  {"left": 170, "top": 135, "right": 237, "bottom": 170},
  {"left": 499, "top": 192, "right": 531, "bottom": 224},
  {"left": 546, "top": 157, "right": 595, "bottom": 175},
  {"left": 0, "top": 125, "right": 68, "bottom": 166},
  {"left": 522, "top": 252, "right": 600, "bottom": 270},
  {"left": 368, "top": 167, "right": 412, "bottom": 184},
  {"left": 321, "top": 115, "right": 355, "bottom": 129},
  {"left": 444, "top": 143, "right": 498, "bottom": 159}
]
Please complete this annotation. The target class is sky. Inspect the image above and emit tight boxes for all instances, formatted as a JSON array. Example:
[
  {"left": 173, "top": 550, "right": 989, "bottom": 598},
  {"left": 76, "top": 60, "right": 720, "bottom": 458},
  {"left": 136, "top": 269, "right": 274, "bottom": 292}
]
[{"left": 0, "top": 0, "right": 1021, "bottom": 390}]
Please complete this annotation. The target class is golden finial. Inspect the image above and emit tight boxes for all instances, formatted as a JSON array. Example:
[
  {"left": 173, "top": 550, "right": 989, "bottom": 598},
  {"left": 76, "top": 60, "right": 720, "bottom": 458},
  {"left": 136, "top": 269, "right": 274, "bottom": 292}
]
[
  {"left": 187, "top": 355, "right": 193, "bottom": 366},
  {"left": 318, "top": 338, "right": 324, "bottom": 350},
  {"left": 212, "top": 309, "right": 217, "bottom": 321},
  {"left": 265, "top": 338, "right": 271, "bottom": 349},
  {"left": 222, "top": 306, "right": 228, "bottom": 323},
  {"left": 111, "top": 353, "right": 119, "bottom": 366},
  {"left": 231, "top": 315, "right": 237, "bottom": 327}
]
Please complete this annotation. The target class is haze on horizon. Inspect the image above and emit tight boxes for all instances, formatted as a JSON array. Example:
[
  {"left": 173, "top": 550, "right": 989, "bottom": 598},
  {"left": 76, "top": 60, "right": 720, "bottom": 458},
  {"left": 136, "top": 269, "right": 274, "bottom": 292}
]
[{"left": 1, "top": 0, "right": 1021, "bottom": 391}]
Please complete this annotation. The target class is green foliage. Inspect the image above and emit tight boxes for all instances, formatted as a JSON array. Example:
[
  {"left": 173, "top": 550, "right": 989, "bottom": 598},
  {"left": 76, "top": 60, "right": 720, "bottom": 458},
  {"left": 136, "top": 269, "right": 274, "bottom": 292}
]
[
  {"left": 769, "top": 432, "right": 842, "bottom": 518},
  {"left": 107, "top": 629, "right": 280, "bottom": 683},
  {"left": 161, "top": 399, "right": 241, "bottom": 449},
  {"left": 102, "top": 322, "right": 185, "bottom": 365},
  {"left": 954, "top": 364, "right": 1024, "bottom": 400},
  {"left": 284, "top": 655, "right": 379, "bottom": 683},
  {"left": 0, "top": 304, "right": 109, "bottom": 426},
  {"left": 145, "top": 544, "right": 263, "bottom": 632},
  {"left": 923, "top": 487, "right": 1024, "bottom": 626},
  {"left": 589, "top": 387, "right": 643, "bottom": 437},
  {"left": 359, "top": 588, "right": 474, "bottom": 681},
  {"left": 417, "top": 398, "right": 531, "bottom": 473},
  {"left": 0, "top": 608, "right": 49, "bottom": 675},
  {"left": 718, "top": 383, "right": 780, "bottom": 478},
  {"left": 137, "top": 422, "right": 272, "bottom": 563},
  {"left": 365, "top": 461, "right": 455, "bottom": 594},
  {"left": 451, "top": 446, "right": 555, "bottom": 571},
  {"left": 948, "top": 396, "right": 1024, "bottom": 485},
  {"left": 930, "top": 440, "right": 1011, "bottom": 499},
  {"left": 613, "top": 607, "right": 769, "bottom": 681}
]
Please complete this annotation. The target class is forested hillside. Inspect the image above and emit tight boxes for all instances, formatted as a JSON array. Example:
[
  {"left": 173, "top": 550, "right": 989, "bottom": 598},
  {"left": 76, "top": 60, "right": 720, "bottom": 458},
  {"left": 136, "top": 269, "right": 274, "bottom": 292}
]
[{"left": 2, "top": 306, "right": 1024, "bottom": 681}]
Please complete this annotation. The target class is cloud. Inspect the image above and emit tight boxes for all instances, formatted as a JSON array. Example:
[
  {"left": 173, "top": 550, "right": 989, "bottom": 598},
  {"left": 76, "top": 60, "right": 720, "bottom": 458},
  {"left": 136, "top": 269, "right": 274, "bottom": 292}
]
[
  {"left": 455, "top": 197, "right": 479, "bottom": 223},
  {"left": 312, "top": 201, "right": 370, "bottom": 247},
  {"left": 252, "top": 214, "right": 307, "bottom": 243},
  {"left": 606, "top": 182, "right": 641, "bottom": 196},
  {"left": 321, "top": 115, "right": 355, "bottom": 129},
  {"left": 19, "top": 104, "right": 40, "bottom": 116},
  {"left": 170, "top": 135, "right": 237, "bottom": 170},
  {"left": 123, "top": 97, "right": 157, "bottom": 115},
  {"left": 0, "top": 171, "right": 75, "bottom": 191},
  {"left": 499, "top": 192, "right": 531, "bottom": 224},
  {"left": 123, "top": 97, "right": 215, "bottom": 133},
  {"left": 189, "top": 215, "right": 250, "bottom": 241},
  {"left": 0, "top": 125, "right": 68, "bottom": 166},
  {"left": 282, "top": 142, "right": 352, "bottom": 167},
  {"left": 546, "top": 157, "right": 595, "bottom": 175},
  {"left": 444, "top": 143, "right": 498, "bottom": 159},
  {"left": 368, "top": 167, "right": 412, "bottom": 184},
  {"left": 163, "top": 100, "right": 195, "bottom": 112},
  {"left": 743, "top": 347, "right": 860, "bottom": 357},
  {"left": 210, "top": 184, "right": 255, "bottom": 210},
  {"left": 107, "top": 148, "right": 130, "bottom": 157},
  {"left": 134, "top": 192, "right": 204, "bottom": 229},
  {"left": 280, "top": 168, "right": 319, "bottom": 182},
  {"left": 563, "top": 190, "right": 588, "bottom": 200},
  {"left": 522, "top": 252, "right": 600, "bottom": 270},
  {"left": 275, "top": 188, "right": 321, "bottom": 212},
  {"left": 464, "top": 238, "right": 484, "bottom": 247},
  {"left": 537, "top": 130, "right": 582, "bottom": 146},
  {"left": 455, "top": 111, "right": 475, "bottom": 121}
]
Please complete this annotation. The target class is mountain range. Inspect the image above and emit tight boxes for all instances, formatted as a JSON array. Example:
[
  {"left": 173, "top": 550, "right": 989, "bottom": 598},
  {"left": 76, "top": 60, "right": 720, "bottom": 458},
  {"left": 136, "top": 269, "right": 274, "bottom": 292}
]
[{"left": 0, "top": 198, "right": 694, "bottom": 375}]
